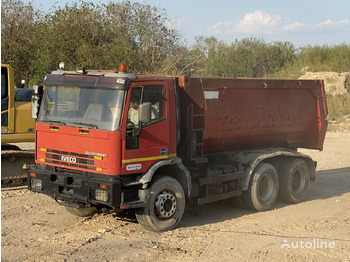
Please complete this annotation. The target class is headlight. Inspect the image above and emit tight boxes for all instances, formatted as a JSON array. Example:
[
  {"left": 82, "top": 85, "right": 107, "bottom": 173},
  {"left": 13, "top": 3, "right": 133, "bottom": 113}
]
[
  {"left": 31, "top": 178, "right": 42, "bottom": 190},
  {"left": 94, "top": 189, "right": 108, "bottom": 202}
]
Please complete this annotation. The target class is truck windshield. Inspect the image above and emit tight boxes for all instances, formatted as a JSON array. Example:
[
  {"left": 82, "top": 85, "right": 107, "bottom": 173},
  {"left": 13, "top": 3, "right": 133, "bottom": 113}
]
[{"left": 38, "top": 85, "right": 125, "bottom": 131}]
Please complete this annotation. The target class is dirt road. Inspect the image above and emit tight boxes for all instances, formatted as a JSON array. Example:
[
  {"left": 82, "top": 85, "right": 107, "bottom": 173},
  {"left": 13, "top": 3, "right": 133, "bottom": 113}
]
[{"left": 1, "top": 131, "right": 350, "bottom": 262}]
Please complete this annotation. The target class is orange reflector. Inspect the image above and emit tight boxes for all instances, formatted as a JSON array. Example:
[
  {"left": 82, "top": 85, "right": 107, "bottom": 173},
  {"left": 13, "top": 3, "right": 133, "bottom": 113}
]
[
  {"left": 30, "top": 173, "right": 36, "bottom": 177},
  {"left": 118, "top": 63, "right": 127, "bottom": 73},
  {"left": 99, "top": 184, "right": 107, "bottom": 189}
]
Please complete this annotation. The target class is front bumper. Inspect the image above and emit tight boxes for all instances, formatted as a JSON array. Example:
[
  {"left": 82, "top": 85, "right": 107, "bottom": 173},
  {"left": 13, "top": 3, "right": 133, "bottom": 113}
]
[{"left": 28, "top": 167, "right": 121, "bottom": 208}]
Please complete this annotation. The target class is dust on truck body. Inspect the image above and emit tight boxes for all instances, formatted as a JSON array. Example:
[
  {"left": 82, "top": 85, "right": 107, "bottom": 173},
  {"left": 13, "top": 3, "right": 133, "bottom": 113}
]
[{"left": 28, "top": 64, "right": 328, "bottom": 232}]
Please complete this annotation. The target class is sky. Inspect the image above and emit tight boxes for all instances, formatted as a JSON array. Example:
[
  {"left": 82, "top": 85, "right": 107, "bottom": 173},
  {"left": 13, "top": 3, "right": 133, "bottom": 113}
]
[{"left": 30, "top": 0, "right": 350, "bottom": 47}]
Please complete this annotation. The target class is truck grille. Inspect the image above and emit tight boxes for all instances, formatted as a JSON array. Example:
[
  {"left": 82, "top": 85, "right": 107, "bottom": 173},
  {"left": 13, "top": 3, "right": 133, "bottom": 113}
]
[{"left": 43, "top": 149, "right": 100, "bottom": 171}]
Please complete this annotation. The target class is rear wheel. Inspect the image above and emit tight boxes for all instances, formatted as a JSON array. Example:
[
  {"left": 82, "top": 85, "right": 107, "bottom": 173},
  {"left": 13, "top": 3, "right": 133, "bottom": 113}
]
[
  {"left": 65, "top": 206, "right": 97, "bottom": 217},
  {"left": 242, "top": 163, "right": 279, "bottom": 211},
  {"left": 135, "top": 176, "right": 185, "bottom": 232},
  {"left": 278, "top": 158, "right": 310, "bottom": 203}
]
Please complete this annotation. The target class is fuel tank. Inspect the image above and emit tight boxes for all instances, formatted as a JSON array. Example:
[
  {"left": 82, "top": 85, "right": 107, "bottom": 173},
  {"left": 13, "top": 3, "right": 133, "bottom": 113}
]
[{"left": 178, "top": 77, "right": 328, "bottom": 156}]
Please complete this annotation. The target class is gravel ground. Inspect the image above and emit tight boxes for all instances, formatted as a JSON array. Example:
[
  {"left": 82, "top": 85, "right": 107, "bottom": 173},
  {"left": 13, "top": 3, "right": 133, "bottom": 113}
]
[{"left": 1, "top": 131, "right": 350, "bottom": 262}]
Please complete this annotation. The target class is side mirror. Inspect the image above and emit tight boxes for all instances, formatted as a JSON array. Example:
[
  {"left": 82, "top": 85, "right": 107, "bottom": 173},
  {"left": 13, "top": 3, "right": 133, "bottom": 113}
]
[
  {"left": 139, "top": 102, "right": 151, "bottom": 124},
  {"left": 31, "top": 85, "right": 43, "bottom": 119},
  {"left": 131, "top": 102, "right": 151, "bottom": 137}
]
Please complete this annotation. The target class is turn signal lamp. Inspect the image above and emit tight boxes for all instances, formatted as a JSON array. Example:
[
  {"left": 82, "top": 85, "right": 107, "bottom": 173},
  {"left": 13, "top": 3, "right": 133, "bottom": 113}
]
[
  {"left": 118, "top": 63, "right": 127, "bottom": 73},
  {"left": 31, "top": 178, "right": 42, "bottom": 190},
  {"left": 59, "top": 62, "right": 65, "bottom": 70}
]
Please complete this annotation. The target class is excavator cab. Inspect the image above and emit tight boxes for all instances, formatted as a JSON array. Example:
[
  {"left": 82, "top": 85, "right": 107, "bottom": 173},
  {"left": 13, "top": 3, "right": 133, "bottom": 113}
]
[
  {"left": 1, "top": 64, "right": 36, "bottom": 185},
  {"left": 1, "top": 64, "right": 36, "bottom": 142},
  {"left": 1, "top": 64, "right": 14, "bottom": 133}
]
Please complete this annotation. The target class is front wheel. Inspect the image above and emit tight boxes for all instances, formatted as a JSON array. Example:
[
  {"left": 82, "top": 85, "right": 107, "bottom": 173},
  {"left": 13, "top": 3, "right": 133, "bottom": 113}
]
[
  {"left": 135, "top": 176, "right": 185, "bottom": 232},
  {"left": 242, "top": 163, "right": 279, "bottom": 211},
  {"left": 65, "top": 206, "right": 97, "bottom": 217}
]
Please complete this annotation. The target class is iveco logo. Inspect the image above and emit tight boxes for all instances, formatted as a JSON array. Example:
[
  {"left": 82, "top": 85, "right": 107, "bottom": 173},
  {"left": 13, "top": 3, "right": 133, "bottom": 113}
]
[{"left": 60, "top": 156, "right": 77, "bottom": 163}]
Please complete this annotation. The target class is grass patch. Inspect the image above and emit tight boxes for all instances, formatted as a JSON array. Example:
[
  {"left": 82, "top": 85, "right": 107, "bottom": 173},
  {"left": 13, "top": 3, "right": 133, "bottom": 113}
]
[{"left": 326, "top": 94, "right": 350, "bottom": 121}]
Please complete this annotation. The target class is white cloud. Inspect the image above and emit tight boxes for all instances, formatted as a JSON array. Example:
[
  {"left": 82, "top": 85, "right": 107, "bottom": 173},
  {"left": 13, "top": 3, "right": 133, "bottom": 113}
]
[
  {"left": 208, "top": 10, "right": 282, "bottom": 35},
  {"left": 284, "top": 18, "right": 350, "bottom": 31},
  {"left": 208, "top": 21, "right": 235, "bottom": 34},
  {"left": 206, "top": 10, "right": 350, "bottom": 44},
  {"left": 235, "top": 10, "right": 282, "bottom": 33},
  {"left": 283, "top": 22, "right": 307, "bottom": 31}
]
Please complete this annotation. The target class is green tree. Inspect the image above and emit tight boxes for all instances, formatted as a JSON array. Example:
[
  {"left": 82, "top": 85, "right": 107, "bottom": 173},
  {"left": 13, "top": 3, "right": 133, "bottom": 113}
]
[
  {"left": 197, "top": 37, "right": 296, "bottom": 78},
  {"left": 300, "top": 44, "right": 350, "bottom": 72},
  {"left": 104, "top": 1, "right": 182, "bottom": 73},
  {"left": 273, "top": 44, "right": 350, "bottom": 79},
  {"left": 1, "top": 0, "right": 40, "bottom": 86},
  {"left": 28, "top": 1, "right": 184, "bottom": 84},
  {"left": 30, "top": 1, "right": 134, "bottom": 85}
]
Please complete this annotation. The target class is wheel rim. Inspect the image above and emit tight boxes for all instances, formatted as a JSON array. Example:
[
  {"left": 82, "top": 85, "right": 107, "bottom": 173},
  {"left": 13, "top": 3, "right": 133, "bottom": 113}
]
[
  {"left": 154, "top": 191, "right": 177, "bottom": 219},
  {"left": 293, "top": 170, "right": 306, "bottom": 194},
  {"left": 258, "top": 174, "right": 274, "bottom": 202}
]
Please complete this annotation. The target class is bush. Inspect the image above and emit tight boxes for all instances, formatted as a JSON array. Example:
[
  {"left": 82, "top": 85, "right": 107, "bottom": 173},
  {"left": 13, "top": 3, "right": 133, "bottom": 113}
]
[{"left": 326, "top": 94, "right": 350, "bottom": 121}]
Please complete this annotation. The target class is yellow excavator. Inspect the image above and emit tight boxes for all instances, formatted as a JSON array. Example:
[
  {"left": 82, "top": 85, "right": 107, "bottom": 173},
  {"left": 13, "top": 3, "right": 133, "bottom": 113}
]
[{"left": 1, "top": 64, "right": 36, "bottom": 185}]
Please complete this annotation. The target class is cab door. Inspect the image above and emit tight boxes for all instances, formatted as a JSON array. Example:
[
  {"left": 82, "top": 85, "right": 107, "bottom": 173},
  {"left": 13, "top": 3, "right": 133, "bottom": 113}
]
[{"left": 121, "top": 79, "right": 176, "bottom": 174}]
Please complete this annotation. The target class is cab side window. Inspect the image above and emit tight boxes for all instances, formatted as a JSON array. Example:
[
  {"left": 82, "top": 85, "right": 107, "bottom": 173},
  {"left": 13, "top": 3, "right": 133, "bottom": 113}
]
[
  {"left": 127, "top": 87, "right": 142, "bottom": 127},
  {"left": 142, "top": 85, "right": 165, "bottom": 124},
  {"left": 127, "top": 85, "right": 165, "bottom": 127}
]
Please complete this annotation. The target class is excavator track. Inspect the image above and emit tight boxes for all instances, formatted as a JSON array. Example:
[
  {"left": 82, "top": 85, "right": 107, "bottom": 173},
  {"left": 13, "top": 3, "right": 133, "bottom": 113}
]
[{"left": 1, "top": 148, "right": 35, "bottom": 187}]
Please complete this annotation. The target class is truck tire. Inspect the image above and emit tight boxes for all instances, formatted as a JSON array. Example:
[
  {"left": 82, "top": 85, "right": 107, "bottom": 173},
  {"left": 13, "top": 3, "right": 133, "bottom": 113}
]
[
  {"left": 232, "top": 196, "right": 247, "bottom": 209},
  {"left": 135, "top": 176, "right": 185, "bottom": 232},
  {"left": 242, "top": 163, "right": 279, "bottom": 211},
  {"left": 278, "top": 158, "right": 310, "bottom": 204},
  {"left": 65, "top": 206, "right": 97, "bottom": 217}
]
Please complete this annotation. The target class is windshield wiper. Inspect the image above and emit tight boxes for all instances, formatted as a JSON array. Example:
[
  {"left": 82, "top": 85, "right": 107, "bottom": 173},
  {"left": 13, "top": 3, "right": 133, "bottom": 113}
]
[
  {"left": 69, "top": 122, "right": 98, "bottom": 129},
  {"left": 41, "top": 120, "right": 66, "bottom": 126}
]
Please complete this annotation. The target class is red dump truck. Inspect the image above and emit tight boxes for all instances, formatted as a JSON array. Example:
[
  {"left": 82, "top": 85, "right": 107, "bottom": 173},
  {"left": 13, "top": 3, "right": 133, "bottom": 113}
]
[{"left": 28, "top": 63, "right": 328, "bottom": 232}]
